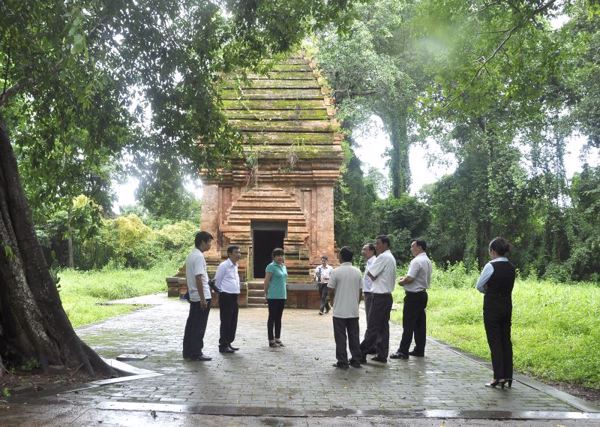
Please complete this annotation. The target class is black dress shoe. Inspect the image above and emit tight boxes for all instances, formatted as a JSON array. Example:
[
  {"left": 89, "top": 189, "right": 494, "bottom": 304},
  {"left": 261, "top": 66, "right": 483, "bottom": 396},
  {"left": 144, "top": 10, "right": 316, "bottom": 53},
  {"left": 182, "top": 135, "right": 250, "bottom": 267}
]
[
  {"left": 350, "top": 360, "right": 362, "bottom": 368},
  {"left": 408, "top": 350, "right": 424, "bottom": 357},
  {"left": 390, "top": 352, "right": 409, "bottom": 359},
  {"left": 332, "top": 362, "right": 349, "bottom": 369},
  {"left": 219, "top": 347, "right": 234, "bottom": 353},
  {"left": 371, "top": 356, "right": 387, "bottom": 363},
  {"left": 359, "top": 355, "right": 367, "bottom": 364},
  {"left": 366, "top": 349, "right": 377, "bottom": 355},
  {"left": 185, "top": 355, "right": 212, "bottom": 361},
  {"left": 229, "top": 345, "right": 239, "bottom": 351}
]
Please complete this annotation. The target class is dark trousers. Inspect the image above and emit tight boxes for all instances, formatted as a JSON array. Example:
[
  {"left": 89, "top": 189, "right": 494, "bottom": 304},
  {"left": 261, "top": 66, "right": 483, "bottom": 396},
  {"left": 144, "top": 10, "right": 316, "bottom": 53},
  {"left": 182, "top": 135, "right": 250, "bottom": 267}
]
[
  {"left": 318, "top": 283, "right": 330, "bottom": 312},
  {"left": 333, "top": 317, "right": 361, "bottom": 365},
  {"left": 362, "top": 292, "right": 378, "bottom": 351},
  {"left": 219, "top": 292, "right": 239, "bottom": 348},
  {"left": 360, "top": 293, "right": 393, "bottom": 359},
  {"left": 182, "top": 299, "right": 211, "bottom": 358},
  {"left": 267, "top": 299, "right": 286, "bottom": 341},
  {"left": 398, "top": 291, "right": 428, "bottom": 354},
  {"left": 484, "top": 296, "right": 513, "bottom": 380}
]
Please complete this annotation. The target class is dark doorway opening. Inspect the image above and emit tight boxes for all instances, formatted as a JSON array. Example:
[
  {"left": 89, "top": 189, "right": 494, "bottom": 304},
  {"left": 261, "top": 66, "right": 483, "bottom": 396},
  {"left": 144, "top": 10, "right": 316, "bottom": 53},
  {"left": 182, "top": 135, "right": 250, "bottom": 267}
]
[{"left": 252, "top": 222, "right": 286, "bottom": 278}]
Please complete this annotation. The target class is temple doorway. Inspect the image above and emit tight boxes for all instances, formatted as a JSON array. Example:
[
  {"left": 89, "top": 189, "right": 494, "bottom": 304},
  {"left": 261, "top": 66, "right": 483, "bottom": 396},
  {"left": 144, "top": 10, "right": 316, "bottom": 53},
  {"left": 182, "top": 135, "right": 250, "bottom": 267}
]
[{"left": 252, "top": 221, "right": 286, "bottom": 278}]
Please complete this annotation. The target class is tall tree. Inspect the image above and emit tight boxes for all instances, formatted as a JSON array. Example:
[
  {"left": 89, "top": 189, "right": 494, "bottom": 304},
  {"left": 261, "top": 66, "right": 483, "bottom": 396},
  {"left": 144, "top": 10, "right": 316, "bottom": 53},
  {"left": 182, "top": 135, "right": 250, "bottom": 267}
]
[
  {"left": 413, "top": 0, "right": 567, "bottom": 266},
  {"left": 316, "top": 0, "right": 425, "bottom": 196},
  {"left": 0, "top": 0, "right": 361, "bottom": 376}
]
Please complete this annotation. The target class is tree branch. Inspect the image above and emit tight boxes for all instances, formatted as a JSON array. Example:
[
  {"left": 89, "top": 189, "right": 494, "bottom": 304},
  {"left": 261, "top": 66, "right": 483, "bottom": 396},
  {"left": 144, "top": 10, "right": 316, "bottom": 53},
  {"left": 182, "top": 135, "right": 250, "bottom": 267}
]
[{"left": 443, "top": 0, "right": 560, "bottom": 110}]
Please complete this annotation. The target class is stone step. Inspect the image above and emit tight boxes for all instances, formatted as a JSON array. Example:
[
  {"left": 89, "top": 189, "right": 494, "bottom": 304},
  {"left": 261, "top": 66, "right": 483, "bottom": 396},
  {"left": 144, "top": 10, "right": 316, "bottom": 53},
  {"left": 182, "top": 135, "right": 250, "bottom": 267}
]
[
  {"left": 248, "top": 289, "right": 265, "bottom": 298},
  {"left": 248, "top": 296, "right": 267, "bottom": 305}
]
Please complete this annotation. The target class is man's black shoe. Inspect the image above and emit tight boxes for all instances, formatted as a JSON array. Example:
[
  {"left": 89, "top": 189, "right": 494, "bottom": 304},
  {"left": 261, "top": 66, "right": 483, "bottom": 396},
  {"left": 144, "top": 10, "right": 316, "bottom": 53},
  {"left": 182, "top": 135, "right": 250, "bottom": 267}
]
[
  {"left": 408, "top": 350, "right": 424, "bottom": 357},
  {"left": 332, "top": 362, "right": 349, "bottom": 369},
  {"left": 229, "top": 345, "right": 239, "bottom": 351},
  {"left": 350, "top": 360, "right": 362, "bottom": 368},
  {"left": 185, "top": 355, "right": 212, "bottom": 361},
  {"left": 389, "top": 351, "right": 409, "bottom": 360},
  {"left": 366, "top": 349, "right": 377, "bottom": 355},
  {"left": 371, "top": 356, "right": 387, "bottom": 363},
  {"left": 360, "top": 355, "right": 367, "bottom": 364},
  {"left": 219, "top": 347, "right": 234, "bottom": 354}
]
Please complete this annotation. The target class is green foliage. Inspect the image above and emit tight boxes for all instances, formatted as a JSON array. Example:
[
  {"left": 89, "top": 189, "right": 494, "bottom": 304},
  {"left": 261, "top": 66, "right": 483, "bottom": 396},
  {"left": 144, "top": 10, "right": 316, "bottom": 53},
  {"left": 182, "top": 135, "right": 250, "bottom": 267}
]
[
  {"left": 74, "top": 215, "right": 196, "bottom": 270},
  {"left": 316, "top": 0, "right": 423, "bottom": 196},
  {"left": 401, "top": 274, "right": 600, "bottom": 389}
]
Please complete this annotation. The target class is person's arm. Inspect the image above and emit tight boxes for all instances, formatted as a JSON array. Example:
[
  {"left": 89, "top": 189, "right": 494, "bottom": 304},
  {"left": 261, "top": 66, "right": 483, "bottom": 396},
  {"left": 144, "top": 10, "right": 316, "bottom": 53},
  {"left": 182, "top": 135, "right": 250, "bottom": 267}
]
[
  {"left": 264, "top": 272, "right": 272, "bottom": 301},
  {"left": 213, "top": 263, "right": 225, "bottom": 292},
  {"left": 366, "top": 257, "right": 383, "bottom": 281},
  {"left": 476, "top": 263, "right": 494, "bottom": 294},
  {"left": 399, "top": 259, "right": 419, "bottom": 286},
  {"left": 195, "top": 274, "right": 207, "bottom": 308},
  {"left": 327, "top": 270, "right": 336, "bottom": 303}
]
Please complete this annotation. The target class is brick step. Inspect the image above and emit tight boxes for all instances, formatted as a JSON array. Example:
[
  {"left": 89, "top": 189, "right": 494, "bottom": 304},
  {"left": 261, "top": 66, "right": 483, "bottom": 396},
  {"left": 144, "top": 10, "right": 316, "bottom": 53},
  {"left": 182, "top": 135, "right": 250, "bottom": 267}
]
[
  {"left": 248, "top": 296, "right": 267, "bottom": 305},
  {"left": 248, "top": 289, "right": 265, "bottom": 298}
]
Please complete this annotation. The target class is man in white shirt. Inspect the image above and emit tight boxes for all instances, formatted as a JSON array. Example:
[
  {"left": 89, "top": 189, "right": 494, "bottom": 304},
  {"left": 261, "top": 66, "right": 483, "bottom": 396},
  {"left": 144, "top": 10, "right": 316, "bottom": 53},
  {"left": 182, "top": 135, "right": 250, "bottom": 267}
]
[
  {"left": 314, "top": 255, "right": 334, "bottom": 315},
  {"left": 215, "top": 245, "right": 242, "bottom": 354},
  {"left": 360, "top": 235, "right": 397, "bottom": 364},
  {"left": 361, "top": 243, "right": 377, "bottom": 354},
  {"left": 183, "top": 231, "right": 214, "bottom": 361},
  {"left": 391, "top": 239, "right": 433, "bottom": 360},
  {"left": 328, "top": 247, "right": 363, "bottom": 369}
]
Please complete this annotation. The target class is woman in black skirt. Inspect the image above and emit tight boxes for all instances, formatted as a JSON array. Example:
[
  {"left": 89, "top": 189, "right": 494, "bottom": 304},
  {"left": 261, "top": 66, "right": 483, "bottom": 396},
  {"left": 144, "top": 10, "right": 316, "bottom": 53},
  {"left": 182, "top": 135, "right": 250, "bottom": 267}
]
[{"left": 475, "top": 237, "right": 516, "bottom": 388}]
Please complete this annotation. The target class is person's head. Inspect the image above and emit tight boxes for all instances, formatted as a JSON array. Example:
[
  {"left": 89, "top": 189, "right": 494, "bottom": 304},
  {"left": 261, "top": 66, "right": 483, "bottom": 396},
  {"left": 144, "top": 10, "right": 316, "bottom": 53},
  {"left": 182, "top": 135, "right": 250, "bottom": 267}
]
[
  {"left": 375, "top": 235, "right": 390, "bottom": 255},
  {"left": 320, "top": 255, "right": 328, "bottom": 266},
  {"left": 362, "top": 243, "right": 376, "bottom": 259},
  {"left": 227, "top": 245, "right": 241, "bottom": 263},
  {"left": 339, "top": 246, "right": 353, "bottom": 263},
  {"left": 489, "top": 237, "right": 510, "bottom": 258},
  {"left": 194, "top": 231, "right": 213, "bottom": 252},
  {"left": 272, "top": 247, "right": 285, "bottom": 264},
  {"left": 410, "top": 239, "right": 426, "bottom": 257}
]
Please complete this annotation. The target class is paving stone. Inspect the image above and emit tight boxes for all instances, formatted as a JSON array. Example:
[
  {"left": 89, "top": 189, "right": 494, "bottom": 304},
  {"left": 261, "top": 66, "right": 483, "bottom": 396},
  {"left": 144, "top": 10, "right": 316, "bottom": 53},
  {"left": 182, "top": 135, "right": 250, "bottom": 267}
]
[{"left": 24, "top": 297, "right": 580, "bottom": 416}]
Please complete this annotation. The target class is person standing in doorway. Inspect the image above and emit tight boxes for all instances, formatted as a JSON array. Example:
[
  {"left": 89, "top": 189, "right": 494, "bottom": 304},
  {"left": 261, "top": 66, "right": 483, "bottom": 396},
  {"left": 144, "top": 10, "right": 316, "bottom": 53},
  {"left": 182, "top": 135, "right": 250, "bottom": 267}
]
[
  {"left": 314, "top": 255, "right": 334, "bottom": 315},
  {"left": 360, "top": 235, "right": 396, "bottom": 364},
  {"left": 215, "top": 245, "right": 242, "bottom": 354},
  {"left": 391, "top": 239, "right": 432, "bottom": 360},
  {"left": 361, "top": 243, "right": 377, "bottom": 354},
  {"left": 328, "top": 247, "right": 363, "bottom": 369},
  {"left": 476, "top": 237, "right": 516, "bottom": 389},
  {"left": 182, "top": 231, "right": 214, "bottom": 362},
  {"left": 264, "top": 248, "right": 287, "bottom": 348}
]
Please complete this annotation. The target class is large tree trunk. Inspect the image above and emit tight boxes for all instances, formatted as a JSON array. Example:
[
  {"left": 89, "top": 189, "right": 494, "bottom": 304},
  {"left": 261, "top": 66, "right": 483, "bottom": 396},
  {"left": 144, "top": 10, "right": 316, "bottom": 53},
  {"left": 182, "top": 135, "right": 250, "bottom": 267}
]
[
  {"left": 382, "top": 109, "right": 411, "bottom": 197},
  {"left": 0, "top": 122, "right": 113, "bottom": 377}
]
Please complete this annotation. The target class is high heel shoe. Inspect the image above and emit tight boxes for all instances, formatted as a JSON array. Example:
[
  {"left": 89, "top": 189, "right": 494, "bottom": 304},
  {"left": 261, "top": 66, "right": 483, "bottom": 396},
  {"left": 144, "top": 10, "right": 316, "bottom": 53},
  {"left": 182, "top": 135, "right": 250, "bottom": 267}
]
[
  {"left": 505, "top": 379, "right": 513, "bottom": 388},
  {"left": 485, "top": 379, "right": 505, "bottom": 388}
]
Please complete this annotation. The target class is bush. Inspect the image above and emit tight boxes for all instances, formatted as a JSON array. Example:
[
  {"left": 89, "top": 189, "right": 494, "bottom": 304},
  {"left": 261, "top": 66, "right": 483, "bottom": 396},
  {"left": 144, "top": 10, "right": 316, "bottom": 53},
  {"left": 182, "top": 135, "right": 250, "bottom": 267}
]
[
  {"left": 431, "top": 261, "right": 479, "bottom": 289},
  {"left": 73, "top": 214, "right": 196, "bottom": 270}
]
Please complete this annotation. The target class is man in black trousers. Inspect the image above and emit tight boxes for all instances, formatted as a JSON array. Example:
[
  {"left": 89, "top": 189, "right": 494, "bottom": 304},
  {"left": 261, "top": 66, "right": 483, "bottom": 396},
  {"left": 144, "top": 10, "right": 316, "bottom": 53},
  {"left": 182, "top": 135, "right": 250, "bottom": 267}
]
[
  {"left": 214, "top": 245, "right": 242, "bottom": 353},
  {"left": 328, "top": 246, "right": 363, "bottom": 369},
  {"left": 360, "top": 235, "right": 397, "bottom": 364},
  {"left": 391, "top": 239, "right": 432, "bottom": 359},
  {"left": 182, "top": 231, "right": 214, "bottom": 361}
]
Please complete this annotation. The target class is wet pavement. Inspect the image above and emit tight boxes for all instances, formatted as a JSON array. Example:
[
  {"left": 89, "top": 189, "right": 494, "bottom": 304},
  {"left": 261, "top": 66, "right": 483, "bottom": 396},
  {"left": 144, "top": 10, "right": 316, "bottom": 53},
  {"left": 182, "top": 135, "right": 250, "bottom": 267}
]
[{"left": 1, "top": 294, "right": 599, "bottom": 426}]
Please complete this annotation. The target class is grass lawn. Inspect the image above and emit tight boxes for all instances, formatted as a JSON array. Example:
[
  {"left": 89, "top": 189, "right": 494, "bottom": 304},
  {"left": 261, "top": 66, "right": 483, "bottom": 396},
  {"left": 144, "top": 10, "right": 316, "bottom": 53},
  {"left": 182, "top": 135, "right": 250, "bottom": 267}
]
[
  {"left": 58, "top": 262, "right": 178, "bottom": 328},
  {"left": 391, "top": 270, "right": 600, "bottom": 389}
]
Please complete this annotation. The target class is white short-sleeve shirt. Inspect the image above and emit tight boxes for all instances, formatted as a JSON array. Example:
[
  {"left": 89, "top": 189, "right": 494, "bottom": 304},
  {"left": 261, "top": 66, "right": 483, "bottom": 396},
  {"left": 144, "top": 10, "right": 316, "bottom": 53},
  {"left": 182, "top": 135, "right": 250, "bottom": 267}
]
[
  {"left": 328, "top": 262, "right": 363, "bottom": 318},
  {"left": 185, "top": 248, "right": 210, "bottom": 301},
  {"left": 367, "top": 249, "right": 397, "bottom": 294},
  {"left": 405, "top": 252, "right": 432, "bottom": 293},
  {"left": 363, "top": 256, "right": 376, "bottom": 293}
]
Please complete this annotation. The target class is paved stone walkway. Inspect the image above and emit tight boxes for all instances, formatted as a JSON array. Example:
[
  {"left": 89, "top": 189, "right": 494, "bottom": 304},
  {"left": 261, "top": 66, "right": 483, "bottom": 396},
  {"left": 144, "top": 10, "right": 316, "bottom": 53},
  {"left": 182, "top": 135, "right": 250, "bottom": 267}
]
[{"left": 3, "top": 295, "right": 600, "bottom": 425}]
